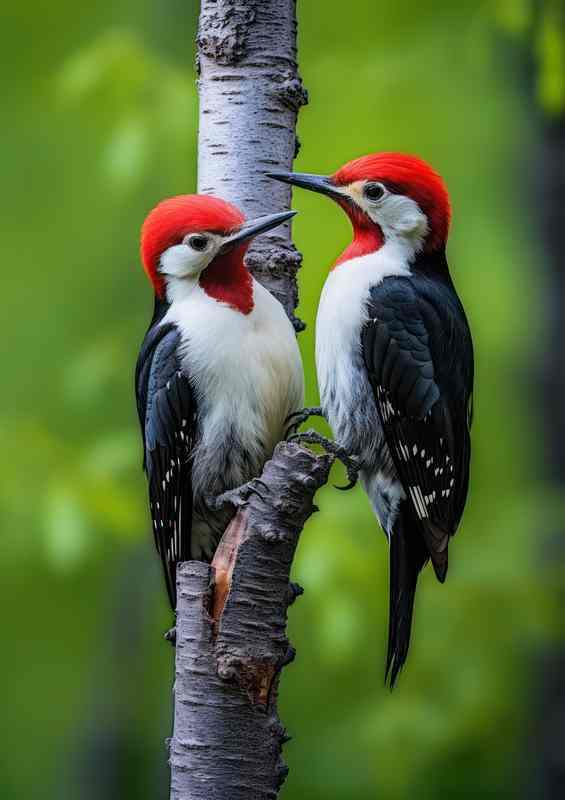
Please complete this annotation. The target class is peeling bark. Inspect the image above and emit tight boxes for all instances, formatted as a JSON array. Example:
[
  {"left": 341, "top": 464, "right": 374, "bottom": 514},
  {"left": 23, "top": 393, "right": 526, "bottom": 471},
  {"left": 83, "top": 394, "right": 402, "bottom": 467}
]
[
  {"left": 168, "top": 3, "right": 329, "bottom": 798},
  {"left": 169, "top": 445, "right": 332, "bottom": 800}
]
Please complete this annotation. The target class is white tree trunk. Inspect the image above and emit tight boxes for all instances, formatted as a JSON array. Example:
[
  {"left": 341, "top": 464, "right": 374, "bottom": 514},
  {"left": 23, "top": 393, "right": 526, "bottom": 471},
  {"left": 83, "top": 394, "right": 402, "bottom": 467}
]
[
  {"left": 167, "top": 3, "right": 331, "bottom": 799},
  {"left": 197, "top": 0, "right": 307, "bottom": 328}
]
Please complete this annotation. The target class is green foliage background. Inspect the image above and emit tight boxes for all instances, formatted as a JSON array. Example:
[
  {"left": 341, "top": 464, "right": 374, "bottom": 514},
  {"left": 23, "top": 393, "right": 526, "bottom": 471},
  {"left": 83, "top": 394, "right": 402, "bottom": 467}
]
[{"left": 1, "top": 1, "right": 563, "bottom": 798}]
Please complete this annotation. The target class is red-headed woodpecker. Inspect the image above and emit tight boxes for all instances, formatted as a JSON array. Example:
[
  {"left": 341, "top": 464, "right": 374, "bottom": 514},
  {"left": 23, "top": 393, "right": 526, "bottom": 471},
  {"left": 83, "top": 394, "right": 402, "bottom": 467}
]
[
  {"left": 270, "top": 154, "right": 474, "bottom": 685},
  {"left": 136, "top": 195, "right": 304, "bottom": 608}
]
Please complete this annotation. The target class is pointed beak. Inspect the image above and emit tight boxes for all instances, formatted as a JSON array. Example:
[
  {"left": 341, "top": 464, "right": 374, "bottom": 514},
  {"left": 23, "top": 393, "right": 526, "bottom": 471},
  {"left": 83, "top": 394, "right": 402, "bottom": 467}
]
[
  {"left": 221, "top": 210, "right": 297, "bottom": 252},
  {"left": 266, "top": 171, "right": 343, "bottom": 199}
]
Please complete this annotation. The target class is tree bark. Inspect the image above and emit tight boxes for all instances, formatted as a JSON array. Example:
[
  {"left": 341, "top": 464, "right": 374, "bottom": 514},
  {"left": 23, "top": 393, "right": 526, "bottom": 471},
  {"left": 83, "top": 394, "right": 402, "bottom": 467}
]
[
  {"left": 196, "top": 0, "right": 307, "bottom": 329},
  {"left": 168, "top": 3, "right": 328, "bottom": 798},
  {"left": 169, "top": 445, "right": 332, "bottom": 799}
]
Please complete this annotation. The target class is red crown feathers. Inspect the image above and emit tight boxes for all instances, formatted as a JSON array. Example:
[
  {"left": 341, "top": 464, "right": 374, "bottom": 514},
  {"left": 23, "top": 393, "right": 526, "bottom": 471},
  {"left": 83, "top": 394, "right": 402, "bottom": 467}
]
[
  {"left": 333, "top": 153, "right": 451, "bottom": 252},
  {"left": 140, "top": 195, "right": 245, "bottom": 297}
]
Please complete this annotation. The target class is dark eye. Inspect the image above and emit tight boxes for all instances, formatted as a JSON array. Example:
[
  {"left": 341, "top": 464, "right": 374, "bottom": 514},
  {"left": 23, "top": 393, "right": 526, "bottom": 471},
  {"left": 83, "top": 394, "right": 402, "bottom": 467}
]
[
  {"left": 364, "top": 182, "right": 386, "bottom": 202},
  {"left": 188, "top": 234, "right": 209, "bottom": 252}
]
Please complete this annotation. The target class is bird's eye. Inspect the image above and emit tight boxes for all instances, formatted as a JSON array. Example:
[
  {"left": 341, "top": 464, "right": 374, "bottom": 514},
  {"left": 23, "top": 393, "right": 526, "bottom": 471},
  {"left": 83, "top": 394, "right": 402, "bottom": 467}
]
[
  {"left": 364, "top": 182, "right": 386, "bottom": 202},
  {"left": 188, "top": 235, "right": 209, "bottom": 252}
]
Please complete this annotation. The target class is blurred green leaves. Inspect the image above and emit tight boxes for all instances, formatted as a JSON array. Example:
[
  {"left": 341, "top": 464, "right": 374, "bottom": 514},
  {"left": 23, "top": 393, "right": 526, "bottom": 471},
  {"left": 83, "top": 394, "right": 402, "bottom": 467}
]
[
  {"left": 44, "top": 484, "right": 91, "bottom": 570},
  {"left": 2, "top": 414, "right": 144, "bottom": 572},
  {"left": 56, "top": 29, "right": 197, "bottom": 187},
  {"left": 493, "top": 0, "right": 565, "bottom": 116},
  {"left": 64, "top": 337, "right": 128, "bottom": 408},
  {"left": 1, "top": 1, "right": 562, "bottom": 799},
  {"left": 537, "top": 1, "right": 565, "bottom": 115},
  {"left": 493, "top": 0, "right": 532, "bottom": 34}
]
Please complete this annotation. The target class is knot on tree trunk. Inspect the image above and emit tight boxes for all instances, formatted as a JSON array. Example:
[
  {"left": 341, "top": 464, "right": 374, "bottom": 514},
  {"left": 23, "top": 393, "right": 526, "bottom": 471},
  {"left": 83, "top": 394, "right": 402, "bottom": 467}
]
[
  {"left": 276, "top": 73, "right": 309, "bottom": 112},
  {"left": 197, "top": 0, "right": 257, "bottom": 66},
  {"left": 246, "top": 244, "right": 305, "bottom": 331}
]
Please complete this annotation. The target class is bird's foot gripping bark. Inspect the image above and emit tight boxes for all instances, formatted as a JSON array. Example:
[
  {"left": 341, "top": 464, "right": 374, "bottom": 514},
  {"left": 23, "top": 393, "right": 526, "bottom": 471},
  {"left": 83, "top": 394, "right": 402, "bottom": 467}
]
[
  {"left": 288, "top": 429, "right": 360, "bottom": 490},
  {"left": 204, "top": 478, "right": 269, "bottom": 513},
  {"left": 284, "top": 406, "right": 325, "bottom": 438}
]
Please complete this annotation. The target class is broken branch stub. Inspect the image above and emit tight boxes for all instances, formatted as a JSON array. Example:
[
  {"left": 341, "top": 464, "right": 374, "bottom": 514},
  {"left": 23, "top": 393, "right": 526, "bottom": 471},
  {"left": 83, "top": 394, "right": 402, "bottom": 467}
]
[{"left": 169, "top": 442, "right": 333, "bottom": 799}]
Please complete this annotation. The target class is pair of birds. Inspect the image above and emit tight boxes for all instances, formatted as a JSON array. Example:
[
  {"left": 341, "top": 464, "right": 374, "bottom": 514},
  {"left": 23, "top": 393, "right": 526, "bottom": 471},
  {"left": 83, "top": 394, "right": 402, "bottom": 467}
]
[{"left": 135, "top": 152, "right": 474, "bottom": 687}]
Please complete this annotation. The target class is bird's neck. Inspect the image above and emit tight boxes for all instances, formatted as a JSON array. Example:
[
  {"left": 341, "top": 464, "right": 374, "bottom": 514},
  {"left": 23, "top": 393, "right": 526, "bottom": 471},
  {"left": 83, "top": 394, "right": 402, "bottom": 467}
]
[
  {"left": 335, "top": 223, "right": 385, "bottom": 267},
  {"left": 163, "top": 248, "right": 254, "bottom": 313},
  {"left": 334, "top": 203, "right": 385, "bottom": 268},
  {"left": 199, "top": 249, "right": 254, "bottom": 315},
  {"left": 335, "top": 218, "right": 443, "bottom": 272},
  {"left": 411, "top": 247, "right": 452, "bottom": 282}
]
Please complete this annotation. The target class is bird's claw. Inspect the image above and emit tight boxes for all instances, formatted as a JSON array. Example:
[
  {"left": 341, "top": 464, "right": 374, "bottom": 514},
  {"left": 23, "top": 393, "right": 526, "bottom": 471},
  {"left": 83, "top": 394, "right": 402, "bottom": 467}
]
[
  {"left": 205, "top": 478, "right": 269, "bottom": 511},
  {"left": 284, "top": 406, "right": 325, "bottom": 439},
  {"left": 288, "top": 429, "right": 360, "bottom": 490}
]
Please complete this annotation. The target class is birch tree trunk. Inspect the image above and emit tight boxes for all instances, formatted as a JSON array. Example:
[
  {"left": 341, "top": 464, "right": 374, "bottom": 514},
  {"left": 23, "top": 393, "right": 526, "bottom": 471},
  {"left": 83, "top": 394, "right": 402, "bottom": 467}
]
[
  {"left": 168, "top": 3, "right": 330, "bottom": 798},
  {"left": 196, "top": 0, "right": 307, "bottom": 328}
]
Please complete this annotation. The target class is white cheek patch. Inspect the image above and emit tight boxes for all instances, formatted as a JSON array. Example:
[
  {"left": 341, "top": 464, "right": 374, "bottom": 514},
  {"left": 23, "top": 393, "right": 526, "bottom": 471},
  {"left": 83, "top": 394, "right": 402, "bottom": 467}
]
[
  {"left": 160, "top": 245, "right": 195, "bottom": 278},
  {"left": 372, "top": 194, "right": 428, "bottom": 244},
  {"left": 160, "top": 244, "right": 212, "bottom": 280}
]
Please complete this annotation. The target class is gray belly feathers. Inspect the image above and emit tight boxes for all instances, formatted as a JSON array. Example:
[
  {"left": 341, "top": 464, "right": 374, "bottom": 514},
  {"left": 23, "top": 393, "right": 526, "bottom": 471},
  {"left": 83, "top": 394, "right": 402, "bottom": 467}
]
[
  {"left": 189, "top": 417, "right": 278, "bottom": 559},
  {"left": 321, "top": 346, "right": 404, "bottom": 538}
]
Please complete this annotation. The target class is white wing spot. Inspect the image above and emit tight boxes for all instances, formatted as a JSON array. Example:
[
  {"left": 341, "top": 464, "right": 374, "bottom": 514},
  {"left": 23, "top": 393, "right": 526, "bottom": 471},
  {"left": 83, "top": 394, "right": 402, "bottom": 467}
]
[
  {"left": 399, "top": 444, "right": 410, "bottom": 461},
  {"left": 409, "top": 486, "right": 428, "bottom": 519}
]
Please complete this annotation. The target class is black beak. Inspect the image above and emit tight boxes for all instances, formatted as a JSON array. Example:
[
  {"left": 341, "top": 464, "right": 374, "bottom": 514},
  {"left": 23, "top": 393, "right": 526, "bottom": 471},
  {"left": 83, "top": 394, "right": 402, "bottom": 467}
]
[
  {"left": 266, "top": 171, "right": 343, "bottom": 200},
  {"left": 221, "top": 210, "right": 297, "bottom": 251}
]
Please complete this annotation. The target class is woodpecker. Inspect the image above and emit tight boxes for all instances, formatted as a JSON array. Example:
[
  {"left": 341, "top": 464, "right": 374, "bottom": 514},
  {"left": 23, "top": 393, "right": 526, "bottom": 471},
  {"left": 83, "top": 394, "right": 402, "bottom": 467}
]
[
  {"left": 135, "top": 195, "right": 304, "bottom": 608},
  {"left": 269, "top": 154, "right": 474, "bottom": 685}
]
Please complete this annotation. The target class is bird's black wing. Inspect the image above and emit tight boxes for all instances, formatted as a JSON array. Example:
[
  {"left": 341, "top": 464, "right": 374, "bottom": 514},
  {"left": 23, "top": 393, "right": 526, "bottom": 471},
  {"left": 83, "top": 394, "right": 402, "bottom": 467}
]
[
  {"left": 361, "top": 272, "right": 473, "bottom": 581},
  {"left": 135, "top": 321, "right": 195, "bottom": 608}
]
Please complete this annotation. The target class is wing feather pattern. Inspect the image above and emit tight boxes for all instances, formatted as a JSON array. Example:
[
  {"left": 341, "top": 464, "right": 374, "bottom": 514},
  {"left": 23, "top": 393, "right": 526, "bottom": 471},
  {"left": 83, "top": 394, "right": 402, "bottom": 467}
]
[
  {"left": 136, "top": 322, "right": 194, "bottom": 608},
  {"left": 362, "top": 275, "right": 473, "bottom": 581}
]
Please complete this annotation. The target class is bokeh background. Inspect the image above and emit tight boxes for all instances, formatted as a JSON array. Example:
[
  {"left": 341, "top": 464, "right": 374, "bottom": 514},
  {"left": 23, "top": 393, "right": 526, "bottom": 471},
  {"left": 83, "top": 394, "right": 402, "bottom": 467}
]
[{"left": 2, "top": 1, "right": 565, "bottom": 798}]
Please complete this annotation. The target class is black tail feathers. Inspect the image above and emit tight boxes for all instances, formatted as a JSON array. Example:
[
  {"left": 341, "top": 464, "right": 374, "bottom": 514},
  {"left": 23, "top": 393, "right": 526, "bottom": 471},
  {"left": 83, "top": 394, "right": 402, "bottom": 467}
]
[{"left": 385, "top": 506, "right": 429, "bottom": 688}]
